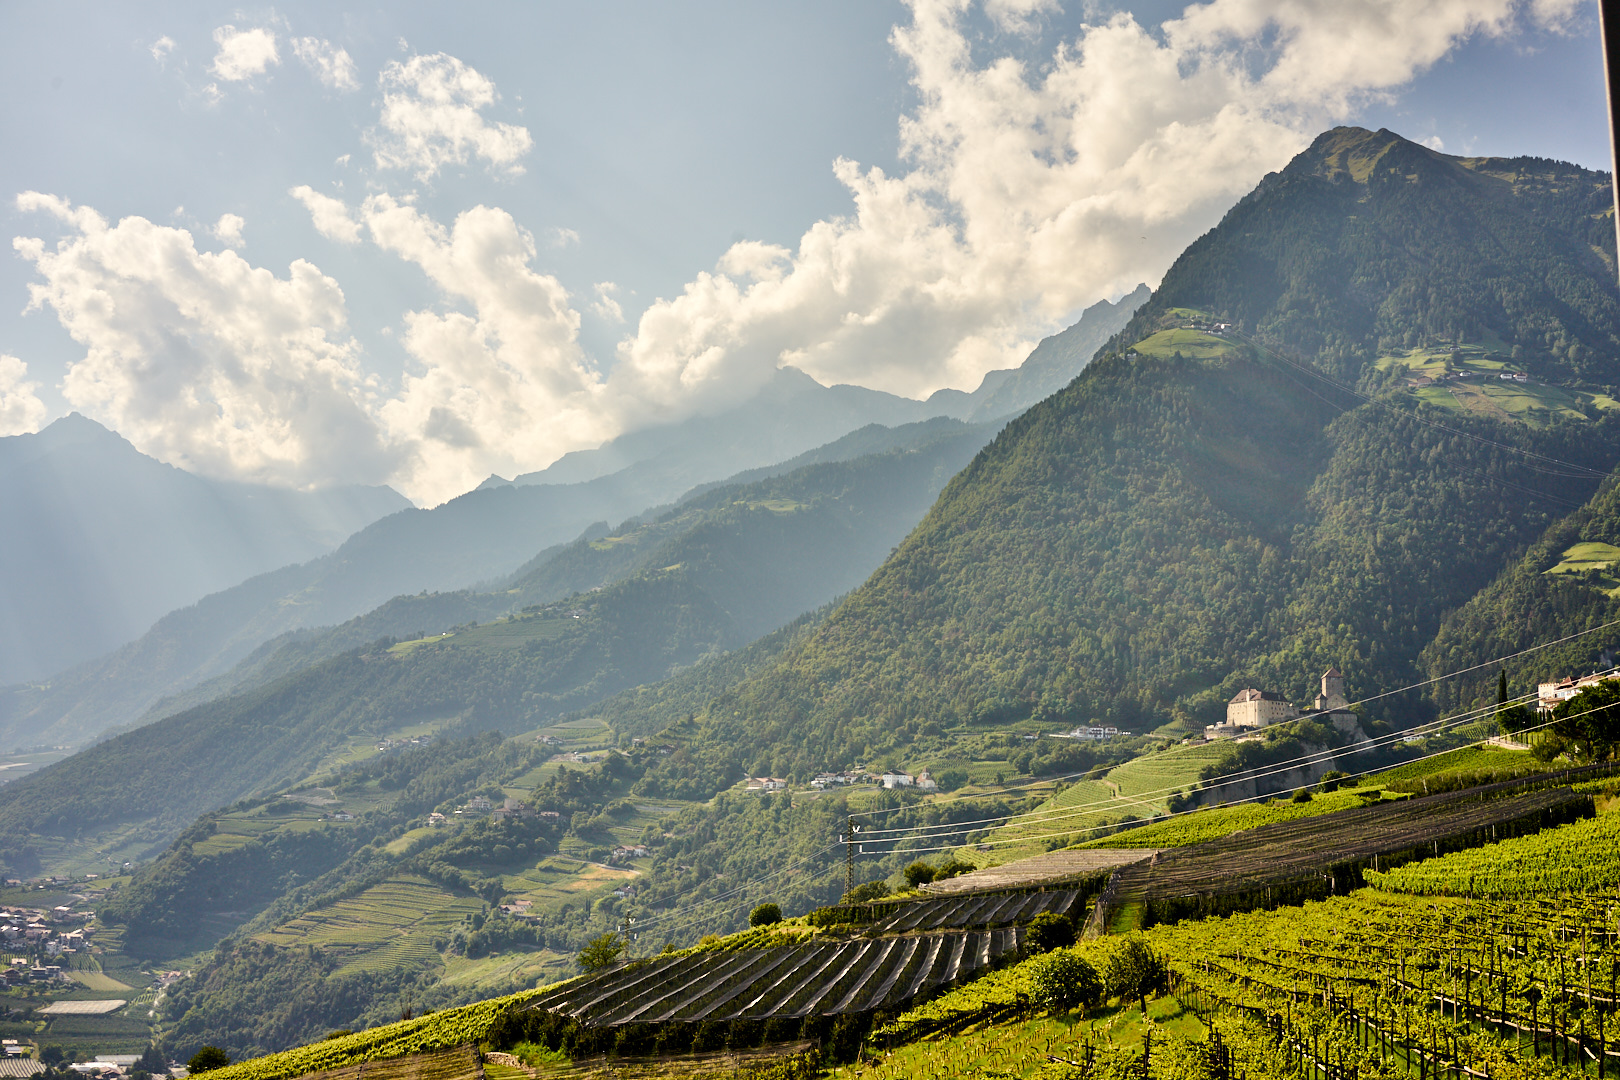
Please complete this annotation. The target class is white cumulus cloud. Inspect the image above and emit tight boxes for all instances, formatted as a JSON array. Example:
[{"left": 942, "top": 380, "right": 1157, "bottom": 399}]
[
  {"left": 213, "top": 213, "right": 246, "bottom": 248},
  {"left": 370, "top": 53, "right": 533, "bottom": 180},
  {"left": 360, "top": 195, "right": 605, "bottom": 500},
  {"left": 293, "top": 37, "right": 359, "bottom": 91},
  {"left": 604, "top": 0, "right": 1577, "bottom": 408},
  {"left": 209, "top": 25, "right": 279, "bottom": 82},
  {"left": 290, "top": 186, "right": 362, "bottom": 244},
  {"left": 149, "top": 36, "right": 176, "bottom": 64},
  {"left": 12, "top": 193, "right": 391, "bottom": 489},
  {"left": 0, "top": 355, "right": 47, "bottom": 436},
  {"left": 590, "top": 282, "right": 625, "bottom": 323}
]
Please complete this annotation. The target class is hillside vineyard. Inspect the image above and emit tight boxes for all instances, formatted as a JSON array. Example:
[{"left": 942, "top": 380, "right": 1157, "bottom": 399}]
[{"left": 4, "top": 125, "right": 1620, "bottom": 1080}]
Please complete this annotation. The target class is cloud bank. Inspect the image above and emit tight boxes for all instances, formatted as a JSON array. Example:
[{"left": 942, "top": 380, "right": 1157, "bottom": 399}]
[{"left": 14, "top": 1, "right": 1579, "bottom": 503}]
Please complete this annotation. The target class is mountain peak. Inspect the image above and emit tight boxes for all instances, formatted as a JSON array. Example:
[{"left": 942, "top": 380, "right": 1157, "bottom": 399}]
[{"left": 1287, "top": 126, "right": 1443, "bottom": 185}]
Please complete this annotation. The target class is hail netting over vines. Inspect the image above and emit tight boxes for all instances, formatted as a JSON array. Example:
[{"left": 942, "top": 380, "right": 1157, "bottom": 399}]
[
  {"left": 1088, "top": 781, "right": 1592, "bottom": 931},
  {"left": 1156, "top": 890, "right": 1620, "bottom": 1080},
  {"left": 520, "top": 928, "right": 1020, "bottom": 1030}
]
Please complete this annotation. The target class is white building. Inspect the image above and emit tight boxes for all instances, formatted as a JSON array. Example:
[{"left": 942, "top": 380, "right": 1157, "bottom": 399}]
[
  {"left": 1538, "top": 668, "right": 1620, "bottom": 712},
  {"left": 880, "top": 772, "right": 914, "bottom": 789}
]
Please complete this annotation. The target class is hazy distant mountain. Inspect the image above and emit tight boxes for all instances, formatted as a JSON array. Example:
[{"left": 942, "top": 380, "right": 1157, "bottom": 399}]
[
  {"left": 0, "top": 415, "right": 407, "bottom": 687},
  {"left": 0, "top": 298, "right": 1137, "bottom": 750},
  {"left": 923, "top": 285, "right": 1151, "bottom": 420}
]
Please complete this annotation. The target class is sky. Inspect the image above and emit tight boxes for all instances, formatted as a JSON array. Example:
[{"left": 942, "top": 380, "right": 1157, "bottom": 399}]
[{"left": 0, "top": 0, "right": 1610, "bottom": 505}]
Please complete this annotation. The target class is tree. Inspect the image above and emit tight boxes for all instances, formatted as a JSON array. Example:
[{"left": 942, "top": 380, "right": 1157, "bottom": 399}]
[
  {"left": 1105, "top": 937, "right": 1168, "bottom": 1014},
  {"left": 843, "top": 880, "right": 890, "bottom": 904},
  {"left": 749, "top": 902, "right": 782, "bottom": 927},
  {"left": 187, "top": 1048, "right": 230, "bottom": 1074},
  {"left": 1030, "top": 950, "right": 1104, "bottom": 1014},
  {"left": 903, "top": 861, "right": 938, "bottom": 888},
  {"left": 577, "top": 931, "right": 625, "bottom": 973},
  {"left": 1025, "top": 911, "right": 1076, "bottom": 953},
  {"left": 1552, "top": 679, "right": 1620, "bottom": 762},
  {"left": 1497, "top": 670, "right": 1532, "bottom": 733}
]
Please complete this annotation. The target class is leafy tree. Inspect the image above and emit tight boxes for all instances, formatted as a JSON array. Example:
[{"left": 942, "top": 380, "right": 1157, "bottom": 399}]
[
  {"left": 748, "top": 903, "right": 782, "bottom": 927},
  {"left": 1030, "top": 950, "right": 1104, "bottom": 1014},
  {"left": 187, "top": 1048, "right": 230, "bottom": 1074},
  {"left": 1105, "top": 937, "right": 1168, "bottom": 1014},
  {"left": 576, "top": 932, "right": 625, "bottom": 973},
  {"left": 1552, "top": 679, "right": 1620, "bottom": 762},
  {"left": 1025, "top": 911, "right": 1076, "bottom": 953},
  {"left": 843, "top": 880, "right": 890, "bottom": 903},
  {"left": 903, "top": 861, "right": 938, "bottom": 888}
]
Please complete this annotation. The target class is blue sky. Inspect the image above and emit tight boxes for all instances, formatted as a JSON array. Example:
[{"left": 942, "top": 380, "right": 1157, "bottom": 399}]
[{"left": 0, "top": 0, "right": 1608, "bottom": 502}]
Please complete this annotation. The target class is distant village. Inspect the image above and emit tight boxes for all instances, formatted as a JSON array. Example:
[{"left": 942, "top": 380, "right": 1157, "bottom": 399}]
[{"left": 0, "top": 900, "right": 94, "bottom": 987}]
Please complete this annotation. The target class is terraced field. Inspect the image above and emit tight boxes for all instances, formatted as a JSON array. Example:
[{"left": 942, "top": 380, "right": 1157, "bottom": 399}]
[
  {"left": 256, "top": 876, "right": 481, "bottom": 974},
  {"left": 523, "top": 929, "right": 1021, "bottom": 1029}
]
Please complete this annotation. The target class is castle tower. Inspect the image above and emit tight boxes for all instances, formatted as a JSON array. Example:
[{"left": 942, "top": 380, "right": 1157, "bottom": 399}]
[{"left": 1314, "top": 667, "right": 1347, "bottom": 712}]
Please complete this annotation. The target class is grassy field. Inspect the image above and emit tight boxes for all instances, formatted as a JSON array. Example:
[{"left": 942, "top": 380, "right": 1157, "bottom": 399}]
[
  {"left": 1130, "top": 328, "right": 1235, "bottom": 360},
  {"left": 1544, "top": 540, "right": 1620, "bottom": 594},
  {"left": 499, "top": 857, "right": 637, "bottom": 916},
  {"left": 1373, "top": 343, "right": 1619, "bottom": 426},
  {"left": 436, "top": 948, "right": 575, "bottom": 993},
  {"left": 257, "top": 876, "right": 481, "bottom": 976},
  {"left": 390, "top": 610, "right": 575, "bottom": 659}
]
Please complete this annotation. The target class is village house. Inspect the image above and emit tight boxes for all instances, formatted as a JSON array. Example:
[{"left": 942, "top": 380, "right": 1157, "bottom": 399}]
[
  {"left": 745, "top": 777, "right": 787, "bottom": 793},
  {"left": 880, "top": 772, "right": 914, "bottom": 789},
  {"left": 1538, "top": 667, "right": 1620, "bottom": 711},
  {"left": 466, "top": 795, "right": 494, "bottom": 812}
]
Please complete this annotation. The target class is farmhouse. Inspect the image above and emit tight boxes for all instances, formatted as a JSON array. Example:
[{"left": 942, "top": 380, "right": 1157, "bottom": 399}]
[
  {"left": 1538, "top": 667, "right": 1620, "bottom": 711},
  {"left": 746, "top": 777, "right": 787, "bottom": 792}
]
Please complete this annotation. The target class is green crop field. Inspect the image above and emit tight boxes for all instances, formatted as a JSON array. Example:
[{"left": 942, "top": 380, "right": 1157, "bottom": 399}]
[
  {"left": 258, "top": 877, "right": 481, "bottom": 972},
  {"left": 1130, "top": 328, "right": 1235, "bottom": 359}
]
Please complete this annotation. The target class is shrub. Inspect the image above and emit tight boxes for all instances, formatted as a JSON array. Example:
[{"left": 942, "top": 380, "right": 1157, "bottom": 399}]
[
  {"left": 843, "top": 879, "right": 891, "bottom": 903},
  {"left": 750, "top": 902, "right": 783, "bottom": 927},
  {"left": 1030, "top": 950, "right": 1104, "bottom": 1014},
  {"left": 577, "top": 931, "right": 625, "bottom": 973},
  {"left": 1025, "top": 911, "right": 1076, "bottom": 953},
  {"left": 903, "top": 861, "right": 938, "bottom": 888},
  {"left": 1291, "top": 787, "right": 1312, "bottom": 803},
  {"left": 187, "top": 1048, "right": 231, "bottom": 1074}
]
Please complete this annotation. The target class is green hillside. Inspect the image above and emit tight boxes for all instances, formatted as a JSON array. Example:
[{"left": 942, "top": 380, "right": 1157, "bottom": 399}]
[{"left": 0, "top": 424, "right": 993, "bottom": 878}]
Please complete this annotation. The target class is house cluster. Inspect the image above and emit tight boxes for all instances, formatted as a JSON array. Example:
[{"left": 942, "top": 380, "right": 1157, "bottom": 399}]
[
  {"left": 1051, "top": 725, "right": 1126, "bottom": 741},
  {"left": 1538, "top": 667, "right": 1620, "bottom": 712},
  {"left": 809, "top": 771, "right": 864, "bottom": 790},
  {"left": 1406, "top": 369, "right": 1528, "bottom": 389},
  {"left": 608, "top": 845, "right": 650, "bottom": 865},
  {"left": 1203, "top": 668, "right": 1362, "bottom": 742},
  {"left": 375, "top": 734, "right": 434, "bottom": 753},
  {"left": 0, "top": 904, "right": 91, "bottom": 973},
  {"left": 881, "top": 770, "right": 938, "bottom": 792},
  {"left": 745, "top": 777, "right": 788, "bottom": 793},
  {"left": 497, "top": 899, "right": 536, "bottom": 918}
]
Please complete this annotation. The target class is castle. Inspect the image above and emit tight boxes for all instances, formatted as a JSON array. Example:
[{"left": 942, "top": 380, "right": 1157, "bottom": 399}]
[{"left": 1203, "top": 668, "right": 1356, "bottom": 741}]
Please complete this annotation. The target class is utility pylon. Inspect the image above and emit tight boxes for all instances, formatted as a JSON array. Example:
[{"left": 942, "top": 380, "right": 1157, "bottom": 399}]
[{"left": 844, "top": 816, "right": 861, "bottom": 899}]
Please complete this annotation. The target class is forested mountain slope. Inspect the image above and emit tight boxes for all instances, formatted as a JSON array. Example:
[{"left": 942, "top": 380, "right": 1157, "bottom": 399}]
[
  {"left": 627, "top": 126, "right": 1620, "bottom": 789},
  {"left": 0, "top": 422, "right": 995, "bottom": 875}
]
